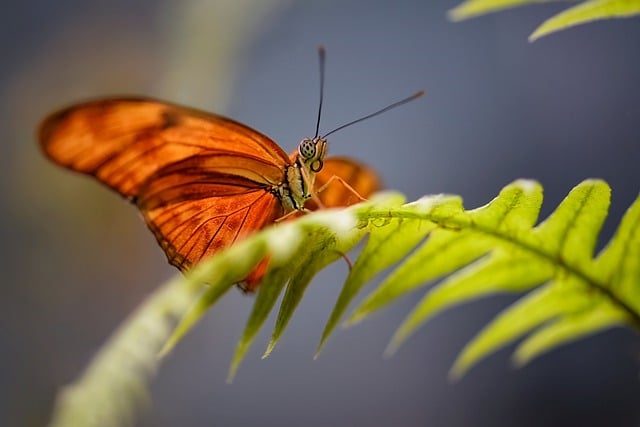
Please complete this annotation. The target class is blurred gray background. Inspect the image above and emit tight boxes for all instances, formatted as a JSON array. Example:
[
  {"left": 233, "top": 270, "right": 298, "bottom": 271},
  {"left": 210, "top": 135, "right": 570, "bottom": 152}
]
[{"left": 2, "top": 1, "right": 640, "bottom": 426}]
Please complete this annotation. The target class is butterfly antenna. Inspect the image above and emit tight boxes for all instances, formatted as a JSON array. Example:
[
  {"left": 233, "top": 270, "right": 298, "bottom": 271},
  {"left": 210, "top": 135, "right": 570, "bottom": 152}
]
[
  {"left": 314, "top": 46, "right": 326, "bottom": 138},
  {"left": 322, "top": 90, "right": 425, "bottom": 138}
]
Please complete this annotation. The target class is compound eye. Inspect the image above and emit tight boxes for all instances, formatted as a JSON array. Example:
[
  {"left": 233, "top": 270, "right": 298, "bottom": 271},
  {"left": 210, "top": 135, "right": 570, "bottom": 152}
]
[{"left": 299, "top": 139, "right": 317, "bottom": 160}]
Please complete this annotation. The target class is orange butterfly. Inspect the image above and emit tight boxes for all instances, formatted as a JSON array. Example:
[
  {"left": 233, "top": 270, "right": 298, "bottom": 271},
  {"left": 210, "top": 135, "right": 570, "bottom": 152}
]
[{"left": 38, "top": 49, "right": 422, "bottom": 292}]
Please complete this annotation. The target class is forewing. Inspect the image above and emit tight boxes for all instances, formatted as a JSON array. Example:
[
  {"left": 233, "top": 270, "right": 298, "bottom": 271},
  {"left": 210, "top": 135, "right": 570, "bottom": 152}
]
[{"left": 38, "top": 97, "right": 290, "bottom": 197}]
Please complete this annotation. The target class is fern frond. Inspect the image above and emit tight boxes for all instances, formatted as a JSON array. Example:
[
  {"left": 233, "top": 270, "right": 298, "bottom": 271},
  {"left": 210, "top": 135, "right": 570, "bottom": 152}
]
[
  {"left": 448, "top": 0, "right": 554, "bottom": 22},
  {"left": 50, "top": 180, "right": 640, "bottom": 426},
  {"left": 529, "top": 0, "right": 640, "bottom": 41},
  {"left": 448, "top": 0, "right": 640, "bottom": 41},
  {"left": 349, "top": 179, "right": 639, "bottom": 378}
]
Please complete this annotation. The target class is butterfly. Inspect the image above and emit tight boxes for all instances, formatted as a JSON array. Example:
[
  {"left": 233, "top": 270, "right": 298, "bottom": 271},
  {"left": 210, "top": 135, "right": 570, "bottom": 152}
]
[{"left": 38, "top": 49, "right": 422, "bottom": 292}]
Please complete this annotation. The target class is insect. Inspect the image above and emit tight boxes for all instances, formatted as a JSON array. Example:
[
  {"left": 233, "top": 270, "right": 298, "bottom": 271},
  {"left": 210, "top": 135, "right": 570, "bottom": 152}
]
[{"left": 38, "top": 48, "right": 423, "bottom": 291}]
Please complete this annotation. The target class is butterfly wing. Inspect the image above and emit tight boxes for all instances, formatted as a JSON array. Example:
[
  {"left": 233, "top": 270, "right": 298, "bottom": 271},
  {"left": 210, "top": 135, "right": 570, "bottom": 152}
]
[
  {"left": 39, "top": 97, "right": 290, "bottom": 197},
  {"left": 310, "top": 156, "right": 382, "bottom": 208},
  {"left": 39, "top": 98, "right": 290, "bottom": 271},
  {"left": 136, "top": 154, "right": 284, "bottom": 271}
]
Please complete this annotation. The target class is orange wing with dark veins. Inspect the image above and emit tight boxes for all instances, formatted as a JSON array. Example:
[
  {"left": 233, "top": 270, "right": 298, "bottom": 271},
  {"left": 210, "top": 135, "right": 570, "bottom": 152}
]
[
  {"left": 38, "top": 97, "right": 290, "bottom": 198},
  {"left": 136, "top": 154, "right": 284, "bottom": 271},
  {"left": 39, "top": 98, "right": 290, "bottom": 273},
  {"left": 141, "top": 188, "right": 282, "bottom": 272}
]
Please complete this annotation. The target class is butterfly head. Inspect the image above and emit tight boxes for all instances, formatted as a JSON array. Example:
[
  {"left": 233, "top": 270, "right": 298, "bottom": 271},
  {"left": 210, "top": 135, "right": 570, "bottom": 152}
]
[{"left": 297, "top": 136, "right": 327, "bottom": 173}]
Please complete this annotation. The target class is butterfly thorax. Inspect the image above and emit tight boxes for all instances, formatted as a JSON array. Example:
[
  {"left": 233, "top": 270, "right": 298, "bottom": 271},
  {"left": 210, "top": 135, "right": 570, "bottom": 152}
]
[{"left": 275, "top": 136, "right": 327, "bottom": 212}]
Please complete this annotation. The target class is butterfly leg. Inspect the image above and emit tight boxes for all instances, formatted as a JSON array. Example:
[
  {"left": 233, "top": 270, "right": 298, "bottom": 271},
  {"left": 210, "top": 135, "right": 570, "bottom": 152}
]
[
  {"left": 297, "top": 165, "right": 329, "bottom": 210},
  {"left": 316, "top": 175, "right": 368, "bottom": 202},
  {"left": 274, "top": 209, "right": 311, "bottom": 223},
  {"left": 336, "top": 250, "right": 353, "bottom": 271}
]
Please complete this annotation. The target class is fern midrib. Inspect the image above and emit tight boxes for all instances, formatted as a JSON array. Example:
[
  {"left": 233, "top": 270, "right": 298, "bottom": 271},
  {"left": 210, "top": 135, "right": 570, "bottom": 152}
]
[{"left": 361, "top": 209, "right": 640, "bottom": 328}]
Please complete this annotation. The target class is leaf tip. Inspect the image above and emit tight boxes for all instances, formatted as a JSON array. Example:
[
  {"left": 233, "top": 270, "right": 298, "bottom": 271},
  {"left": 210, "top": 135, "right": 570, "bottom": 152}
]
[
  {"left": 226, "top": 358, "right": 241, "bottom": 383},
  {"left": 527, "top": 31, "right": 543, "bottom": 43},
  {"left": 513, "top": 179, "right": 541, "bottom": 194},
  {"left": 446, "top": 6, "right": 466, "bottom": 22},
  {"left": 262, "top": 341, "right": 276, "bottom": 359},
  {"left": 382, "top": 344, "right": 398, "bottom": 359},
  {"left": 384, "top": 325, "right": 412, "bottom": 358},
  {"left": 342, "top": 313, "right": 363, "bottom": 328},
  {"left": 157, "top": 337, "right": 178, "bottom": 359},
  {"left": 157, "top": 346, "right": 170, "bottom": 360},
  {"left": 447, "top": 366, "right": 464, "bottom": 383},
  {"left": 228, "top": 339, "right": 252, "bottom": 384},
  {"left": 226, "top": 363, "right": 240, "bottom": 383},
  {"left": 314, "top": 339, "right": 327, "bottom": 360},
  {"left": 316, "top": 315, "right": 339, "bottom": 358},
  {"left": 511, "top": 352, "right": 528, "bottom": 369},
  {"left": 449, "top": 350, "right": 475, "bottom": 381}
]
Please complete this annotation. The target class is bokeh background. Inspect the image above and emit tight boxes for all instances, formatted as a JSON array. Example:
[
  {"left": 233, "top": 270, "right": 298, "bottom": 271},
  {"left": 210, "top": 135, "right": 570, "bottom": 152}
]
[{"left": 2, "top": 1, "right": 640, "bottom": 426}]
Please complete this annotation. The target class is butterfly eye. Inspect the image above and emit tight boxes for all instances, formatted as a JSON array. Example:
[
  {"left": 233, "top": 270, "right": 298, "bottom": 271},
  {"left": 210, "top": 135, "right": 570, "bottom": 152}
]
[
  {"left": 298, "top": 138, "right": 318, "bottom": 160},
  {"left": 311, "top": 159, "right": 323, "bottom": 172}
]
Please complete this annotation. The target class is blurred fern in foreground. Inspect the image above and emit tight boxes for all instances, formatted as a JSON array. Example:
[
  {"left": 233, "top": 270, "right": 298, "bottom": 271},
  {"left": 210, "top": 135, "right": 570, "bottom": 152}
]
[
  {"left": 449, "top": 0, "right": 640, "bottom": 41},
  {"left": 50, "top": 179, "right": 640, "bottom": 427}
]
